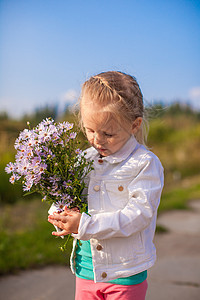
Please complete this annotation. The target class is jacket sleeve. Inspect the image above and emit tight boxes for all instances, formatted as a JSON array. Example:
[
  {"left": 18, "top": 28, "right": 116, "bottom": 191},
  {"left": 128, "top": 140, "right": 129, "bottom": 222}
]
[{"left": 72, "top": 153, "right": 164, "bottom": 241}]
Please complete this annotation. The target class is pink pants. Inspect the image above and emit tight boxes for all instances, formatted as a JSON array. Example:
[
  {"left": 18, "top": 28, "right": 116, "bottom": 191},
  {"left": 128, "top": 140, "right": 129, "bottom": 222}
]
[{"left": 75, "top": 277, "right": 148, "bottom": 300}]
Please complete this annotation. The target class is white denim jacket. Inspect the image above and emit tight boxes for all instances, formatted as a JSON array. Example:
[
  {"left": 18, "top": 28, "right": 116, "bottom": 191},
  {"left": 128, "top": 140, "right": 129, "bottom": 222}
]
[{"left": 71, "top": 136, "right": 164, "bottom": 283}]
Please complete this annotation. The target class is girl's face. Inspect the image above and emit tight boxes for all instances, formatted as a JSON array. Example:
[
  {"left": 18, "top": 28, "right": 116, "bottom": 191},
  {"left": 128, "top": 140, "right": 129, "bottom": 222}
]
[{"left": 81, "top": 100, "right": 142, "bottom": 157}]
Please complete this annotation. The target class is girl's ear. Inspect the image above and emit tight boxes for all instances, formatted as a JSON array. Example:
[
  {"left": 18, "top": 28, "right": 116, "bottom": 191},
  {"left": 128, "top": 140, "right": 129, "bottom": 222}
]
[{"left": 132, "top": 117, "right": 143, "bottom": 134}]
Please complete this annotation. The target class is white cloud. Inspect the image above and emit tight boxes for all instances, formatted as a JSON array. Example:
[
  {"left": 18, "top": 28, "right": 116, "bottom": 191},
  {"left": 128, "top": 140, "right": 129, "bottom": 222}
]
[
  {"left": 188, "top": 87, "right": 200, "bottom": 109},
  {"left": 189, "top": 87, "right": 200, "bottom": 100},
  {"left": 58, "top": 89, "right": 78, "bottom": 114},
  {"left": 60, "top": 89, "right": 78, "bottom": 104}
]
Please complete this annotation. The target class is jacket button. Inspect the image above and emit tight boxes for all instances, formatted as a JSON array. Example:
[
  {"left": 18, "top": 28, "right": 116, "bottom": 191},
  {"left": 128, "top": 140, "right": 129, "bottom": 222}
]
[
  {"left": 96, "top": 244, "right": 103, "bottom": 251},
  {"left": 118, "top": 185, "right": 124, "bottom": 191},
  {"left": 98, "top": 159, "right": 103, "bottom": 164},
  {"left": 93, "top": 185, "right": 100, "bottom": 191},
  {"left": 101, "top": 272, "right": 107, "bottom": 278}
]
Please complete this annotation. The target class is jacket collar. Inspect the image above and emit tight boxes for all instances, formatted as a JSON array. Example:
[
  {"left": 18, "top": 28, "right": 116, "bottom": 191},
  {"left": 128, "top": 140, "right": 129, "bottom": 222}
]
[{"left": 86, "top": 135, "right": 138, "bottom": 164}]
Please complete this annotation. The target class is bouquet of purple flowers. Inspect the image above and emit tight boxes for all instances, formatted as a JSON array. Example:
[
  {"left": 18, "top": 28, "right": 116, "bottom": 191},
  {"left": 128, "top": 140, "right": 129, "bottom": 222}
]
[{"left": 5, "top": 118, "right": 93, "bottom": 213}]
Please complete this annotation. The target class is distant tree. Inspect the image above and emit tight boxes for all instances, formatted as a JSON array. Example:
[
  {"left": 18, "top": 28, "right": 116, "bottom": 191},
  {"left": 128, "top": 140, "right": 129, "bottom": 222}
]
[
  {"left": 0, "top": 111, "right": 9, "bottom": 121},
  {"left": 146, "top": 101, "right": 200, "bottom": 120},
  {"left": 22, "top": 104, "right": 59, "bottom": 126}
]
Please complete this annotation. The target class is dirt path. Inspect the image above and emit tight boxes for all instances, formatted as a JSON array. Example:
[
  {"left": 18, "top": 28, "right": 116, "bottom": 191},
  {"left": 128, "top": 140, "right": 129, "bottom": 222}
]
[
  {"left": 147, "top": 200, "right": 200, "bottom": 300},
  {"left": 0, "top": 201, "right": 200, "bottom": 300}
]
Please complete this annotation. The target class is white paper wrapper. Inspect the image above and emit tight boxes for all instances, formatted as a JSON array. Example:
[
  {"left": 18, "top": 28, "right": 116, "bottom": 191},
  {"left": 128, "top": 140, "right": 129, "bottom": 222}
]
[{"left": 48, "top": 203, "right": 64, "bottom": 239}]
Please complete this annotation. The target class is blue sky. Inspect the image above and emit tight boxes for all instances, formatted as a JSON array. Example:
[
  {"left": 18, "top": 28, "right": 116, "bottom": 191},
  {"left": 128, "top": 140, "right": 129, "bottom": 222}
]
[{"left": 0, "top": 0, "right": 200, "bottom": 118}]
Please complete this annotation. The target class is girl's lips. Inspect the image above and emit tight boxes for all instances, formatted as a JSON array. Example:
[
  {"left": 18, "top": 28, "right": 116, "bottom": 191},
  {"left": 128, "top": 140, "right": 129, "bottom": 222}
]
[{"left": 96, "top": 147, "right": 107, "bottom": 152}]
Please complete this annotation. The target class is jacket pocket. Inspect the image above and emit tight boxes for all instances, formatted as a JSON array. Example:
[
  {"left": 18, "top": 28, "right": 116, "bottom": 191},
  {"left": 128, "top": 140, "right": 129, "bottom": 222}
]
[
  {"left": 105, "top": 181, "right": 129, "bottom": 210},
  {"left": 107, "top": 232, "right": 144, "bottom": 264}
]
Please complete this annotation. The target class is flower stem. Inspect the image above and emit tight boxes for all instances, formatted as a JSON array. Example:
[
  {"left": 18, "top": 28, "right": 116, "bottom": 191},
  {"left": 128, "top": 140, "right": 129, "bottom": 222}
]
[{"left": 61, "top": 234, "right": 72, "bottom": 252}]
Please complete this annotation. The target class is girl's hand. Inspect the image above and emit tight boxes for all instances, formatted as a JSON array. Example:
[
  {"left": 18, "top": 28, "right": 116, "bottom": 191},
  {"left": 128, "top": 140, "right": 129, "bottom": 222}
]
[{"left": 48, "top": 206, "right": 81, "bottom": 236}]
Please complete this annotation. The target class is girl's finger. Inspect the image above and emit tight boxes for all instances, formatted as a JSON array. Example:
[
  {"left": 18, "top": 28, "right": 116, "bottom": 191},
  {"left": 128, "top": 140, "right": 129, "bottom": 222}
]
[
  {"left": 54, "top": 220, "right": 64, "bottom": 228},
  {"left": 48, "top": 214, "right": 66, "bottom": 222},
  {"left": 48, "top": 217, "right": 54, "bottom": 224},
  {"left": 64, "top": 206, "right": 70, "bottom": 211},
  {"left": 59, "top": 209, "right": 74, "bottom": 217},
  {"left": 71, "top": 207, "right": 80, "bottom": 212},
  {"left": 48, "top": 217, "right": 63, "bottom": 228},
  {"left": 49, "top": 213, "right": 59, "bottom": 219},
  {"left": 64, "top": 206, "right": 77, "bottom": 213},
  {"left": 52, "top": 230, "right": 69, "bottom": 236}
]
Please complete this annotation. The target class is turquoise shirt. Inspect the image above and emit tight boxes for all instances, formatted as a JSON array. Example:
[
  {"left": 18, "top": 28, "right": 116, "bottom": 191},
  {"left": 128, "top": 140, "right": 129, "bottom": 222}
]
[{"left": 75, "top": 240, "right": 147, "bottom": 285}]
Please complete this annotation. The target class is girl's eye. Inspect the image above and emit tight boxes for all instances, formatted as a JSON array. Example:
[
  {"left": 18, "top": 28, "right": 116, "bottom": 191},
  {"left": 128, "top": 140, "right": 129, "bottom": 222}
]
[
  {"left": 86, "top": 129, "right": 94, "bottom": 134},
  {"left": 104, "top": 132, "right": 113, "bottom": 137}
]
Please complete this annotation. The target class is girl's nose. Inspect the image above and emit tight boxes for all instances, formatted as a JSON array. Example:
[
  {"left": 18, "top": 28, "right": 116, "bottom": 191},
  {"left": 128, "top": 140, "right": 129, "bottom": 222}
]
[{"left": 94, "top": 132, "right": 104, "bottom": 144}]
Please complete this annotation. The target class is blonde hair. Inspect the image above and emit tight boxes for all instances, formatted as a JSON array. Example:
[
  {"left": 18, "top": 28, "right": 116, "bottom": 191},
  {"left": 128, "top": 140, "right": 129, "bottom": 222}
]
[{"left": 80, "top": 71, "right": 148, "bottom": 145}]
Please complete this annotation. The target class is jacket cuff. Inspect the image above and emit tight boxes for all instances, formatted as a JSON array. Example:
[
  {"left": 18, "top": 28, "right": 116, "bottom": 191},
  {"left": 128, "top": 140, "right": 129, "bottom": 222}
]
[{"left": 72, "top": 212, "right": 91, "bottom": 240}]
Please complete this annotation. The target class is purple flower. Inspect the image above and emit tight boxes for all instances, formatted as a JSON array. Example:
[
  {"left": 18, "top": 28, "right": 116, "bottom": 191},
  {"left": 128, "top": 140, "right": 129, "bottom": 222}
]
[
  {"left": 18, "top": 129, "right": 32, "bottom": 141},
  {"left": 63, "top": 181, "right": 72, "bottom": 190},
  {"left": 9, "top": 173, "right": 20, "bottom": 184},
  {"left": 38, "top": 130, "right": 52, "bottom": 142},
  {"left": 5, "top": 117, "right": 94, "bottom": 215},
  {"left": 17, "top": 144, "right": 28, "bottom": 153},
  {"left": 63, "top": 181, "right": 68, "bottom": 188},
  {"left": 14, "top": 138, "right": 22, "bottom": 150},
  {"left": 49, "top": 176, "right": 57, "bottom": 184},
  {"left": 52, "top": 183, "right": 59, "bottom": 191},
  {"left": 25, "top": 173, "right": 37, "bottom": 185},
  {"left": 75, "top": 148, "right": 82, "bottom": 155},
  {"left": 23, "top": 181, "right": 33, "bottom": 191},
  {"left": 49, "top": 176, "right": 60, "bottom": 184},
  {"left": 26, "top": 137, "right": 37, "bottom": 148},
  {"left": 34, "top": 163, "right": 47, "bottom": 175},
  {"left": 58, "top": 121, "right": 73, "bottom": 131},
  {"left": 17, "top": 158, "right": 30, "bottom": 175},
  {"left": 5, "top": 162, "right": 15, "bottom": 174},
  {"left": 61, "top": 194, "right": 72, "bottom": 204},
  {"left": 31, "top": 156, "right": 42, "bottom": 166},
  {"left": 51, "top": 191, "right": 60, "bottom": 197},
  {"left": 55, "top": 200, "right": 68, "bottom": 212},
  {"left": 40, "top": 118, "right": 54, "bottom": 126},
  {"left": 70, "top": 132, "right": 77, "bottom": 139}
]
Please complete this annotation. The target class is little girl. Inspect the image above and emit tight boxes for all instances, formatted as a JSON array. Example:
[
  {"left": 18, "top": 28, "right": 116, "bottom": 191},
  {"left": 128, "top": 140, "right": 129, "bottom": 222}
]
[{"left": 48, "top": 71, "right": 164, "bottom": 300}]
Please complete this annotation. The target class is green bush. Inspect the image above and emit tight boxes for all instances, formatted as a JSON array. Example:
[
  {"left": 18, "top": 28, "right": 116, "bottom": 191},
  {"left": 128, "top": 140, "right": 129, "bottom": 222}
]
[
  {"left": 0, "top": 198, "right": 72, "bottom": 274},
  {"left": 0, "top": 153, "right": 35, "bottom": 204},
  {"left": 0, "top": 153, "right": 23, "bottom": 204},
  {"left": 148, "top": 119, "right": 174, "bottom": 143}
]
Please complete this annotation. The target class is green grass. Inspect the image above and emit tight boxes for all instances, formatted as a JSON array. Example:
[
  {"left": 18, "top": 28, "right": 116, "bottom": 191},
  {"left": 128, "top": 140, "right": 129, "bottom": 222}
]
[
  {"left": 159, "top": 177, "right": 200, "bottom": 213},
  {"left": 155, "top": 225, "right": 168, "bottom": 234},
  {"left": 0, "top": 198, "right": 72, "bottom": 275}
]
